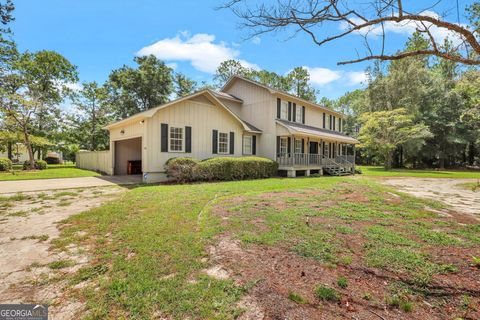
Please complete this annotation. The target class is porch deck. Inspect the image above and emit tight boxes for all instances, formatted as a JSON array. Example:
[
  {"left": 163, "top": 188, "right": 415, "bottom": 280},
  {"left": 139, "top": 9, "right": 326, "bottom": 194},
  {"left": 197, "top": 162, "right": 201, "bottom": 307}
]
[{"left": 276, "top": 153, "right": 355, "bottom": 176}]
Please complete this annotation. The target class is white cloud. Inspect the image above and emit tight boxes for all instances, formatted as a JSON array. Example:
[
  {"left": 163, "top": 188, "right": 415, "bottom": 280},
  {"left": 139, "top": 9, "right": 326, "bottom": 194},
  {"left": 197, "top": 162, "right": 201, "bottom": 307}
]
[
  {"left": 340, "top": 11, "right": 465, "bottom": 46},
  {"left": 252, "top": 36, "right": 261, "bottom": 45},
  {"left": 137, "top": 32, "right": 258, "bottom": 74},
  {"left": 305, "top": 67, "right": 342, "bottom": 86},
  {"left": 346, "top": 71, "right": 368, "bottom": 85},
  {"left": 303, "top": 67, "right": 367, "bottom": 87}
]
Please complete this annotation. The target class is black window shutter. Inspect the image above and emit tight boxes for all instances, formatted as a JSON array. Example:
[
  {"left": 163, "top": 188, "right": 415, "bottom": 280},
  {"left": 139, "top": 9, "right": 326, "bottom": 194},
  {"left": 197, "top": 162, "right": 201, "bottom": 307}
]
[
  {"left": 212, "top": 130, "right": 218, "bottom": 154},
  {"left": 161, "top": 123, "right": 168, "bottom": 152},
  {"left": 277, "top": 98, "right": 281, "bottom": 118},
  {"left": 276, "top": 136, "right": 280, "bottom": 155},
  {"left": 323, "top": 113, "right": 326, "bottom": 128},
  {"left": 293, "top": 103, "right": 297, "bottom": 122},
  {"left": 333, "top": 116, "right": 336, "bottom": 131},
  {"left": 287, "top": 137, "right": 291, "bottom": 154},
  {"left": 252, "top": 135, "right": 256, "bottom": 155},
  {"left": 185, "top": 126, "right": 192, "bottom": 153},
  {"left": 301, "top": 138, "right": 305, "bottom": 154},
  {"left": 288, "top": 102, "right": 292, "bottom": 121},
  {"left": 229, "top": 132, "right": 234, "bottom": 154},
  {"left": 302, "top": 106, "right": 305, "bottom": 124},
  {"left": 329, "top": 115, "right": 333, "bottom": 130}
]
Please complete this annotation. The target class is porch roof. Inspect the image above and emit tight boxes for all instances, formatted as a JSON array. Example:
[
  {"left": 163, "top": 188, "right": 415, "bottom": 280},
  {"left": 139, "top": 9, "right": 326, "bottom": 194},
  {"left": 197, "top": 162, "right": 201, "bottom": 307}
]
[{"left": 276, "top": 119, "right": 359, "bottom": 144}]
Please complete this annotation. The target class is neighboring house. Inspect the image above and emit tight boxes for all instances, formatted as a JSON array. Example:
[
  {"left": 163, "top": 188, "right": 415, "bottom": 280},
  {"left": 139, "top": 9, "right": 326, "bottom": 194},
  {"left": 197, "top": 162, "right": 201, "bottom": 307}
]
[{"left": 89, "top": 75, "right": 358, "bottom": 182}]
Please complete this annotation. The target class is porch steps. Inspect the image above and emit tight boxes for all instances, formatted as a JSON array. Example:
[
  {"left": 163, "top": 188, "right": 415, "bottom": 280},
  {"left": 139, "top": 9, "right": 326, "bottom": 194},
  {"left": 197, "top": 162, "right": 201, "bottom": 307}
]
[{"left": 323, "top": 166, "right": 353, "bottom": 176}]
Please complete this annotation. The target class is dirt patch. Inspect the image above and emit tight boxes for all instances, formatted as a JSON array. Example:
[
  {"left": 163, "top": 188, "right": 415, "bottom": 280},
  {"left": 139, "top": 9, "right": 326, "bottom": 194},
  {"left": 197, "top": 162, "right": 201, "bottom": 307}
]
[
  {"left": 0, "top": 186, "right": 124, "bottom": 318},
  {"left": 207, "top": 234, "right": 479, "bottom": 320},
  {"left": 383, "top": 178, "right": 480, "bottom": 218}
]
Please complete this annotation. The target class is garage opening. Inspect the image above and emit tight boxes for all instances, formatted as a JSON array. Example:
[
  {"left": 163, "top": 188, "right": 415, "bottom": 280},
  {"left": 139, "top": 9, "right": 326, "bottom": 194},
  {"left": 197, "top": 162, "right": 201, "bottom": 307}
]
[{"left": 114, "top": 137, "right": 142, "bottom": 175}]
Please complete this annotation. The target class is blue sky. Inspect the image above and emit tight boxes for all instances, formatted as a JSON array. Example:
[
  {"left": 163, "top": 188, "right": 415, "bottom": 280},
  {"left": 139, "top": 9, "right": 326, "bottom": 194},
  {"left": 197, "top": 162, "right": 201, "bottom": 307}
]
[{"left": 12, "top": 0, "right": 474, "bottom": 99}]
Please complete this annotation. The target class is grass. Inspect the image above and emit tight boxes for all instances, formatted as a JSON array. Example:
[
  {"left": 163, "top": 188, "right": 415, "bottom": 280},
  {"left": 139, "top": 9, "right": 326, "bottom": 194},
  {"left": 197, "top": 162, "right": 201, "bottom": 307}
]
[
  {"left": 52, "top": 177, "right": 479, "bottom": 319},
  {"left": 0, "top": 163, "right": 100, "bottom": 181},
  {"left": 359, "top": 165, "right": 480, "bottom": 178},
  {"left": 457, "top": 181, "right": 480, "bottom": 191},
  {"left": 314, "top": 285, "right": 340, "bottom": 302}
]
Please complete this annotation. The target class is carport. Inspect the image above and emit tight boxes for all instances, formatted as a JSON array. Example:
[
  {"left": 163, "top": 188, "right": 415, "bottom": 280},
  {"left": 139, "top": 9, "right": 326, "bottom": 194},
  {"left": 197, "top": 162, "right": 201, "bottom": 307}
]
[{"left": 114, "top": 137, "right": 142, "bottom": 175}]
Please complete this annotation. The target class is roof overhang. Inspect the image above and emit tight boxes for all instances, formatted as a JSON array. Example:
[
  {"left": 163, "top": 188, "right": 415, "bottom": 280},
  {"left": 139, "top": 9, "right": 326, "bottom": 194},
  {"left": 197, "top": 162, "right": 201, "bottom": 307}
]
[
  {"left": 276, "top": 120, "right": 359, "bottom": 144},
  {"left": 222, "top": 75, "right": 345, "bottom": 118},
  {"left": 103, "top": 90, "right": 261, "bottom": 134}
]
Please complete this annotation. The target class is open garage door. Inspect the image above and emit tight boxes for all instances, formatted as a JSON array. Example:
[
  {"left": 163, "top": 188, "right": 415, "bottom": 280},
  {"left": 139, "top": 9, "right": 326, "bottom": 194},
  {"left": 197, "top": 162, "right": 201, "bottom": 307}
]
[{"left": 114, "top": 137, "right": 142, "bottom": 175}]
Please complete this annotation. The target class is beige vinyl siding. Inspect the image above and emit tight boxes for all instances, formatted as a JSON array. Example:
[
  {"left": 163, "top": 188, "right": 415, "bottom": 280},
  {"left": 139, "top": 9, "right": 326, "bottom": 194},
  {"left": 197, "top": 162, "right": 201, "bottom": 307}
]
[
  {"left": 145, "top": 99, "right": 244, "bottom": 173},
  {"left": 109, "top": 120, "right": 144, "bottom": 141},
  {"left": 224, "top": 80, "right": 276, "bottom": 159}
]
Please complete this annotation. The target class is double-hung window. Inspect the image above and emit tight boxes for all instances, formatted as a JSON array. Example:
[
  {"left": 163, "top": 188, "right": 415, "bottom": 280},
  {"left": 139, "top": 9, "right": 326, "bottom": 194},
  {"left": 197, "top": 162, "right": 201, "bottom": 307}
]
[
  {"left": 243, "top": 135, "right": 253, "bottom": 155},
  {"left": 294, "top": 139, "right": 302, "bottom": 154},
  {"left": 280, "top": 101, "right": 289, "bottom": 120},
  {"left": 279, "top": 137, "right": 288, "bottom": 155},
  {"left": 295, "top": 106, "right": 303, "bottom": 123},
  {"left": 169, "top": 127, "right": 183, "bottom": 152},
  {"left": 218, "top": 132, "right": 229, "bottom": 154}
]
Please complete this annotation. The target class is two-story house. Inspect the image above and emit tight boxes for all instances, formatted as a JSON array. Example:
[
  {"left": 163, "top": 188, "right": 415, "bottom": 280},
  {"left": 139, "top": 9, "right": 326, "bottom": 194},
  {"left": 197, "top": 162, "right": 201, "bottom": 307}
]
[{"left": 99, "top": 75, "right": 359, "bottom": 182}]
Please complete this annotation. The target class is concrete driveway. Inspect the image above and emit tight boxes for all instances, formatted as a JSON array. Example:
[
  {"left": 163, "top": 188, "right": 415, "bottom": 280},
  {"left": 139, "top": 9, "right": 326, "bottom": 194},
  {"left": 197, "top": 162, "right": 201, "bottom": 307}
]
[{"left": 0, "top": 175, "right": 142, "bottom": 194}]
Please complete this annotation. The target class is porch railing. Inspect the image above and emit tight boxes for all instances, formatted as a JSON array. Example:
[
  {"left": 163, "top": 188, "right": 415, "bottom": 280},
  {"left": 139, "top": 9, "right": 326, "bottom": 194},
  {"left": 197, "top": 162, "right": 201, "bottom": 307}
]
[{"left": 276, "top": 153, "right": 355, "bottom": 167}]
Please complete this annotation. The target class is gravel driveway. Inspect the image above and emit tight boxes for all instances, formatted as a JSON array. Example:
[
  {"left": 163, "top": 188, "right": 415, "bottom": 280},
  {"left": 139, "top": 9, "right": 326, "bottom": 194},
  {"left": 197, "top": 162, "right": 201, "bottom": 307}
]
[{"left": 383, "top": 178, "right": 480, "bottom": 217}]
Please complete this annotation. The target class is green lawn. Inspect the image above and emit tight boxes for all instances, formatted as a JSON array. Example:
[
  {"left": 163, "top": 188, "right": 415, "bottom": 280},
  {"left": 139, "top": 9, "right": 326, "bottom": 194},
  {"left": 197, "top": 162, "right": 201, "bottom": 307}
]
[
  {"left": 52, "top": 177, "right": 480, "bottom": 319},
  {"left": 0, "top": 163, "right": 100, "bottom": 181},
  {"left": 359, "top": 165, "right": 480, "bottom": 178}
]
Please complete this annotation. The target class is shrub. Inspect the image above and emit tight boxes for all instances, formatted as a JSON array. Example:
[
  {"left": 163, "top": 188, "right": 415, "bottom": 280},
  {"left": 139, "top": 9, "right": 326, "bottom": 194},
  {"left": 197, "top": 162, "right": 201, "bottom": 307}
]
[
  {"left": 165, "top": 156, "right": 278, "bottom": 182},
  {"left": 164, "top": 158, "right": 199, "bottom": 183},
  {"left": 0, "top": 158, "right": 12, "bottom": 171},
  {"left": 23, "top": 160, "right": 48, "bottom": 170},
  {"left": 355, "top": 168, "right": 363, "bottom": 174},
  {"left": 44, "top": 156, "right": 60, "bottom": 164}
]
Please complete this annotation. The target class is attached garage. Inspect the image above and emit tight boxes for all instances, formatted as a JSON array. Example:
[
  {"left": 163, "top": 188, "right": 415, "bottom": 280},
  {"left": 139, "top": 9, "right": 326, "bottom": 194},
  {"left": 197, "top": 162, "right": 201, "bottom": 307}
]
[{"left": 114, "top": 137, "right": 142, "bottom": 175}]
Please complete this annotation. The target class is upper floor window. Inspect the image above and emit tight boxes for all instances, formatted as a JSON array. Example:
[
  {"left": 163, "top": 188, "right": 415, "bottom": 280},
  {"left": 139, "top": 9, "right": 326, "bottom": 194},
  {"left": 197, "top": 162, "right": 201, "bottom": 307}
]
[
  {"left": 218, "top": 132, "right": 229, "bottom": 154},
  {"left": 243, "top": 135, "right": 252, "bottom": 155},
  {"left": 295, "top": 106, "right": 303, "bottom": 123},
  {"left": 280, "top": 101, "right": 289, "bottom": 120},
  {"left": 169, "top": 127, "right": 183, "bottom": 152}
]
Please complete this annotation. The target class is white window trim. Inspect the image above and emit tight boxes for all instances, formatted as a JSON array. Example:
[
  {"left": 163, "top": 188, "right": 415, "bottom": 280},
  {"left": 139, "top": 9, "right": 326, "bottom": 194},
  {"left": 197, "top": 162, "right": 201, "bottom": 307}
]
[
  {"left": 243, "top": 135, "right": 253, "bottom": 155},
  {"left": 280, "top": 101, "right": 289, "bottom": 120},
  {"left": 218, "top": 132, "right": 229, "bottom": 154},
  {"left": 168, "top": 126, "right": 184, "bottom": 153}
]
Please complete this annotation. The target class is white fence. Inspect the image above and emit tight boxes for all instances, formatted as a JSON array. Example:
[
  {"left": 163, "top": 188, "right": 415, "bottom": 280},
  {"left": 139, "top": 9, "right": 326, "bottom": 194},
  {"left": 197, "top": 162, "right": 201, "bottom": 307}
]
[{"left": 76, "top": 150, "right": 113, "bottom": 175}]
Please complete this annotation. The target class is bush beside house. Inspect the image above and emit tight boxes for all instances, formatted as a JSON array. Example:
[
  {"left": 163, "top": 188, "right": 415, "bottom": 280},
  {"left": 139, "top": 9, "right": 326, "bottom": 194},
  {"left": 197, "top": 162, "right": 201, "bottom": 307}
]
[
  {"left": 23, "top": 160, "right": 48, "bottom": 170},
  {"left": 166, "top": 157, "right": 278, "bottom": 182},
  {"left": 0, "top": 158, "right": 13, "bottom": 171}
]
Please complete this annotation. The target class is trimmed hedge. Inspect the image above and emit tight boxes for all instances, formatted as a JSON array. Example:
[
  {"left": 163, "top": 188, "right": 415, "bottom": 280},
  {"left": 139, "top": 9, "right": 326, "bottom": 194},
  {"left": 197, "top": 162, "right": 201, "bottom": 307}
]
[
  {"left": 0, "top": 158, "right": 12, "bottom": 171},
  {"left": 166, "top": 156, "right": 278, "bottom": 182},
  {"left": 23, "top": 159, "right": 48, "bottom": 170}
]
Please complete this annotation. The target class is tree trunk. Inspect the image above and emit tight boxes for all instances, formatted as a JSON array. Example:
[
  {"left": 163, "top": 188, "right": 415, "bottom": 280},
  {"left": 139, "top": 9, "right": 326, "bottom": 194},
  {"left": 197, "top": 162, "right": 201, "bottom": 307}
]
[
  {"left": 23, "top": 129, "right": 36, "bottom": 170},
  {"left": 384, "top": 151, "right": 393, "bottom": 170},
  {"left": 7, "top": 142, "right": 12, "bottom": 160}
]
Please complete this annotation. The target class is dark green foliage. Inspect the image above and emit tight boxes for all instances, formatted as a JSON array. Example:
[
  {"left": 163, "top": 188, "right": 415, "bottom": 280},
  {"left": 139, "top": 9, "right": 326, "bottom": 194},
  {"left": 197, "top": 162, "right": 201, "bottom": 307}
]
[
  {"left": 0, "top": 157, "right": 12, "bottom": 171},
  {"left": 23, "top": 159, "right": 47, "bottom": 170},
  {"left": 165, "top": 156, "right": 278, "bottom": 182}
]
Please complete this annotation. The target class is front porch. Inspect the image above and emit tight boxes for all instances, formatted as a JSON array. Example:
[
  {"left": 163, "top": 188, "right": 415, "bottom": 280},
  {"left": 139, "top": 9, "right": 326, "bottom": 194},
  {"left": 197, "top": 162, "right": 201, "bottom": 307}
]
[{"left": 276, "top": 153, "right": 356, "bottom": 177}]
